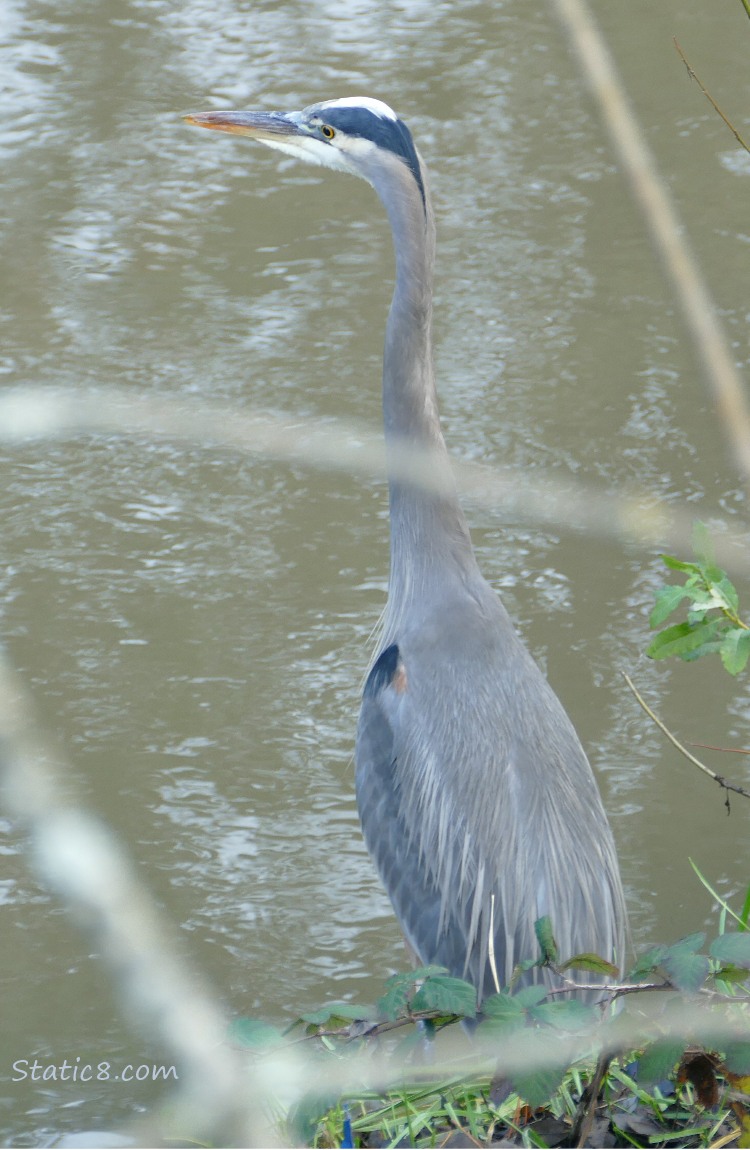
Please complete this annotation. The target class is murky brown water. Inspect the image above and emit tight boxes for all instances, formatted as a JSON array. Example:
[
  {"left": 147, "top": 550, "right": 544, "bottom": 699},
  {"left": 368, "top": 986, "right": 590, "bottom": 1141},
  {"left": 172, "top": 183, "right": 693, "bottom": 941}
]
[{"left": 1, "top": 0, "right": 749, "bottom": 1142}]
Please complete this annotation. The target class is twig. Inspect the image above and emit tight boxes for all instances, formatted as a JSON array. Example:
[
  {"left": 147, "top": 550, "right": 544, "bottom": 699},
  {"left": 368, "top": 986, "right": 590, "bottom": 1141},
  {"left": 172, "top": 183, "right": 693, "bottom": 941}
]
[
  {"left": 690, "top": 742, "right": 750, "bottom": 756},
  {"left": 572, "top": 1050, "right": 610, "bottom": 1149},
  {"left": 623, "top": 672, "right": 750, "bottom": 809},
  {"left": 543, "top": 973, "right": 669, "bottom": 998},
  {"left": 674, "top": 38, "right": 750, "bottom": 154}
]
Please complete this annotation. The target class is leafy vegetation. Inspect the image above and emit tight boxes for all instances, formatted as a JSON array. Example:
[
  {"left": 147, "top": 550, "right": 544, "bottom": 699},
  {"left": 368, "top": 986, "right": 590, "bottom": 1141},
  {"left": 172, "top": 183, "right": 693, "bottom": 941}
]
[
  {"left": 229, "top": 913, "right": 750, "bottom": 1148},
  {"left": 647, "top": 522, "right": 750, "bottom": 674}
]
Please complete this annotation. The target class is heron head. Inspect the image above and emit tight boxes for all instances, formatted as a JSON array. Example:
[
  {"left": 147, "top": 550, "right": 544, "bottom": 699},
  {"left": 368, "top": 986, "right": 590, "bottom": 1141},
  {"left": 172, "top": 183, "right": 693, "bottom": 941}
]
[{"left": 184, "top": 96, "right": 426, "bottom": 207}]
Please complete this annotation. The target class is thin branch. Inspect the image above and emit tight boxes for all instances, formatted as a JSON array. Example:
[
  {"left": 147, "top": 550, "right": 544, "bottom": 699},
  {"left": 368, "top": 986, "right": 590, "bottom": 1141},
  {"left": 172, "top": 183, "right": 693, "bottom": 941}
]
[
  {"left": 674, "top": 38, "right": 750, "bottom": 154},
  {"left": 572, "top": 1050, "right": 611, "bottom": 1149},
  {"left": 690, "top": 741, "right": 750, "bottom": 757},
  {"left": 623, "top": 672, "right": 750, "bottom": 806},
  {"left": 543, "top": 976, "right": 668, "bottom": 998}
]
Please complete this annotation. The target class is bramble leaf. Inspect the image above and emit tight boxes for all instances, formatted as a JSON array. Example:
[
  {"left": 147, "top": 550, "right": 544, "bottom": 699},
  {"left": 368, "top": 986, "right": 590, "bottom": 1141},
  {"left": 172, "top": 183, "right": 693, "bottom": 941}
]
[
  {"left": 710, "top": 932, "right": 750, "bottom": 968},
  {"left": 229, "top": 1018, "right": 283, "bottom": 1047},
  {"left": 411, "top": 974, "right": 477, "bottom": 1018},
  {"left": 297, "top": 1003, "right": 373, "bottom": 1033},
  {"left": 527, "top": 999, "right": 597, "bottom": 1031},
  {"left": 481, "top": 992, "right": 526, "bottom": 1035},
  {"left": 724, "top": 1042, "right": 750, "bottom": 1077},
  {"left": 661, "top": 934, "right": 710, "bottom": 993},
  {"left": 627, "top": 944, "right": 669, "bottom": 982},
  {"left": 560, "top": 952, "right": 619, "bottom": 977},
  {"left": 510, "top": 1033, "right": 568, "bottom": 1110},
  {"left": 376, "top": 967, "right": 447, "bottom": 1020},
  {"left": 513, "top": 984, "right": 549, "bottom": 1009},
  {"left": 638, "top": 1039, "right": 685, "bottom": 1086}
]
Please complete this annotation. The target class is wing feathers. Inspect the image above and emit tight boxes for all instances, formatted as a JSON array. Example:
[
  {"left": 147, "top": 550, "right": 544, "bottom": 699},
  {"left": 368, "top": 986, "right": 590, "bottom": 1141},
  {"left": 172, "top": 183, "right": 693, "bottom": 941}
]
[{"left": 355, "top": 618, "right": 627, "bottom": 1002}]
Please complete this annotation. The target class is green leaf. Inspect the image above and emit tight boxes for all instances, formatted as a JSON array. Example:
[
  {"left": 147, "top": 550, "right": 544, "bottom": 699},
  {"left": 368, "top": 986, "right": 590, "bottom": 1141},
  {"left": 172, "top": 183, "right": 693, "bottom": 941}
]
[
  {"left": 534, "top": 915, "right": 558, "bottom": 962},
  {"left": 481, "top": 992, "right": 526, "bottom": 1034},
  {"left": 512, "top": 1065, "right": 568, "bottom": 1110},
  {"left": 410, "top": 974, "right": 477, "bottom": 1019},
  {"left": 650, "top": 584, "right": 694, "bottom": 627},
  {"left": 513, "top": 984, "right": 550, "bottom": 1009},
  {"left": 629, "top": 935, "right": 710, "bottom": 992},
  {"left": 377, "top": 979, "right": 412, "bottom": 1021},
  {"left": 560, "top": 952, "right": 619, "bottom": 977},
  {"left": 661, "top": 554, "right": 701, "bottom": 575},
  {"left": 646, "top": 619, "right": 721, "bottom": 661},
  {"left": 724, "top": 1042, "right": 750, "bottom": 1076},
  {"left": 388, "top": 964, "right": 449, "bottom": 981},
  {"left": 714, "top": 575, "right": 740, "bottom": 614},
  {"left": 509, "top": 1033, "right": 568, "bottom": 1110},
  {"left": 637, "top": 1039, "right": 685, "bottom": 1086},
  {"left": 713, "top": 964, "right": 750, "bottom": 985},
  {"left": 527, "top": 999, "right": 597, "bottom": 1031},
  {"left": 720, "top": 628, "right": 750, "bottom": 675},
  {"left": 668, "top": 931, "right": 707, "bottom": 954},
  {"left": 228, "top": 1018, "right": 283, "bottom": 1048},
  {"left": 296, "top": 1003, "right": 373, "bottom": 1033},
  {"left": 683, "top": 583, "right": 719, "bottom": 611},
  {"left": 710, "top": 932, "right": 750, "bottom": 968},
  {"left": 288, "top": 1091, "right": 338, "bottom": 1145},
  {"left": 662, "top": 934, "right": 710, "bottom": 993},
  {"left": 509, "top": 956, "right": 541, "bottom": 987},
  {"left": 376, "top": 967, "right": 447, "bottom": 1020},
  {"left": 627, "top": 944, "right": 669, "bottom": 982}
]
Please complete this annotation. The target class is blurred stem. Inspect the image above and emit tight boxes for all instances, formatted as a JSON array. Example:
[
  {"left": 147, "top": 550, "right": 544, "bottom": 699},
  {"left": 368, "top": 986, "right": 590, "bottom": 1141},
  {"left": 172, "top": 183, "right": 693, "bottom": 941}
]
[{"left": 553, "top": 0, "right": 750, "bottom": 495}]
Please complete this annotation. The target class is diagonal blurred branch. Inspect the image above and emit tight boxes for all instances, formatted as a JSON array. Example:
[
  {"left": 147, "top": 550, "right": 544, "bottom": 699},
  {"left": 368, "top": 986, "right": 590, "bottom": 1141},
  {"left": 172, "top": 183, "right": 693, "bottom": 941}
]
[
  {"left": 553, "top": 0, "right": 750, "bottom": 494},
  {"left": 1, "top": 385, "right": 749, "bottom": 575},
  {"left": 0, "top": 644, "right": 274, "bottom": 1147}
]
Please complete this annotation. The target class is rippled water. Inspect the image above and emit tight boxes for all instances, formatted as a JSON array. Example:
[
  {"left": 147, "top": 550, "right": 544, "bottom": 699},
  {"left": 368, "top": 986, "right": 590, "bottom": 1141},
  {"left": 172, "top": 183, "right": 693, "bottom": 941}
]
[{"left": 1, "top": 0, "right": 749, "bottom": 1141}]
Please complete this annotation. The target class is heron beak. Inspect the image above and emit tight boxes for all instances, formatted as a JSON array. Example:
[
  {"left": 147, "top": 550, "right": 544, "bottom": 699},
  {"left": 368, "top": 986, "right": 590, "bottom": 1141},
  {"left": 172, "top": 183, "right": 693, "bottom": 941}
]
[{"left": 183, "top": 109, "right": 303, "bottom": 142}]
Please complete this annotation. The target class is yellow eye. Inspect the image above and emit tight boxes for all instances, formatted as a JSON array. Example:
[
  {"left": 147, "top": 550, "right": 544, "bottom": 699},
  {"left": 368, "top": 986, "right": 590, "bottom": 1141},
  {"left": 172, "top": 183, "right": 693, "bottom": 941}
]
[{"left": 320, "top": 124, "right": 335, "bottom": 140}]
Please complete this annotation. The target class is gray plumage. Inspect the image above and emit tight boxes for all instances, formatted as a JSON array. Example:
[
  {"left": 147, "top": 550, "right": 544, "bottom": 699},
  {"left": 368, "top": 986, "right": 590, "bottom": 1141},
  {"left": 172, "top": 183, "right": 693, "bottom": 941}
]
[{"left": 186, "top": 96, "right": 628, "bottom": 1002}]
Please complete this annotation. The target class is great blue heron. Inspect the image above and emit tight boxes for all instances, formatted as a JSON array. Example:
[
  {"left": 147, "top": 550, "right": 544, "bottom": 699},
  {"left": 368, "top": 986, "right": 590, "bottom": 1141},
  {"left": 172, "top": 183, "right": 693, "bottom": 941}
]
[{"left": 185, "top": 97, "right": 628, "bottom": 1003}]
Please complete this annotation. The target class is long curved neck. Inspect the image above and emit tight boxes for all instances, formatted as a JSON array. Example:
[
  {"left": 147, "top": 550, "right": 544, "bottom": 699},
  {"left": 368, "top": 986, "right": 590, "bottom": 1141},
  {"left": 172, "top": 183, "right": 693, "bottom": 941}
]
[{"left": 368, "top": 157, "right": 479, "bottom": 638}]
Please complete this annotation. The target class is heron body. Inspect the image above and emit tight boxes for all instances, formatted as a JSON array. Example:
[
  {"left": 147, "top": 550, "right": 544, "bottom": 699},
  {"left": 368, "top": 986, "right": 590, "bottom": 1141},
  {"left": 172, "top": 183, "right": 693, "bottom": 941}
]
[{"left": 186, "top": 97, "right": 628, "bottom": 1002}]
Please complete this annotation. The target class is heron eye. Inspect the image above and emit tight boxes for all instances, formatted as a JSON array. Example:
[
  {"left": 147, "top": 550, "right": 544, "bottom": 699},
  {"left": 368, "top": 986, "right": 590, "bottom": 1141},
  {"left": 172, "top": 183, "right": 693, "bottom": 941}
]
[{"left": 320, "top": 124, "right": 335, "bottom": 140}]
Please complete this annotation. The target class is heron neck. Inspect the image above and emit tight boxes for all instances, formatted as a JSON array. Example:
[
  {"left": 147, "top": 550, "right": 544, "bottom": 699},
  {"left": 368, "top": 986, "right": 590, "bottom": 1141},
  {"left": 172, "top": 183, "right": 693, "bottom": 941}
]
[{"left": 375, "top": 164, "right": 478, "bottom": 626}]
